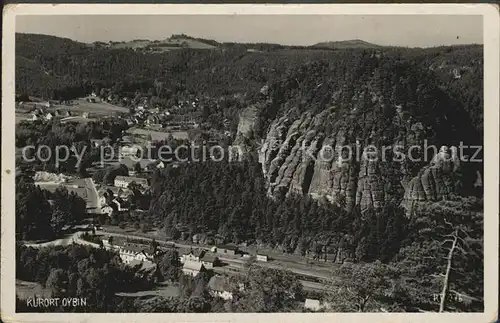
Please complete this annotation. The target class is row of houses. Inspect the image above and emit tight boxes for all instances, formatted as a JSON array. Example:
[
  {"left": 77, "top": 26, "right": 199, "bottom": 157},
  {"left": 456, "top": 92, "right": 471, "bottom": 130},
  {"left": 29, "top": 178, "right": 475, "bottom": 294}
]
[
  {"left": 30, "top": 110, "right": 95, "bottom": 122},
  {"left": 99, "top": 235, "right": 276, "bottom": 302}
]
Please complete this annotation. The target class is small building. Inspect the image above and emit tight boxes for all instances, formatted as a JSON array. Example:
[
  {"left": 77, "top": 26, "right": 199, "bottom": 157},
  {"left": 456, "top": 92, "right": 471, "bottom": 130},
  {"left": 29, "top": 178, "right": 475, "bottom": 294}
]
[
  {"left": 101, "top": 205, "right": 113, "bottom": 216},
  {"left": 208, "top": 275, "right": 233, "bottom": 300},
  {"left": 82, "top": 112, "right": 89, "bottom": 118},
  {"left": 180, "top": 248, "right": 206, "bottom": 263},
  {"left": 45, "top": 112, "right": 53, "bottom": 121},
  {"left": 30, "top": 113, "right": 39, "bottom": 121},
  {"left": 304, "top": 298, "right": 321, "bottom": 312},
  {"left": 114, "top": 176, "right": 149, "bottom": 189},
  {"left": 41, "top": 101, "right": 51, "bottom": 108},
  {"left": 256, "top": 254, "right": 268, "bottom": 262},
  {"left": 182, "top": 260, "right": 205, "bottom": 277},
  {"left": 120, "top": 146, "right": 139, "bottom": 158},
  {"left": 215, "top": 244, "right": 238, "bottom": 256},
  {"left": 200, "top": 253, "right": 218, "bottom": 269},
  {"left": 149, "top": 124, "right": 163, "bottom": 131},
  {"left": 145, "top": 160, "right": 165, "bottom": 171},
  {"left": 90, "top": 139, "right": 104, "bottom": 148},
  {"left": 102, "top": 239, "right": 155, "bottom": 266}
]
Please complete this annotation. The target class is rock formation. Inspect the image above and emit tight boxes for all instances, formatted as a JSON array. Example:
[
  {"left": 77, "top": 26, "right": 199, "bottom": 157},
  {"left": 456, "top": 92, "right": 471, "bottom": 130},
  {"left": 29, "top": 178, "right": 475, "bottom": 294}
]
[{"left": 237, "top": 101, "right": 467, "bottom": 214}]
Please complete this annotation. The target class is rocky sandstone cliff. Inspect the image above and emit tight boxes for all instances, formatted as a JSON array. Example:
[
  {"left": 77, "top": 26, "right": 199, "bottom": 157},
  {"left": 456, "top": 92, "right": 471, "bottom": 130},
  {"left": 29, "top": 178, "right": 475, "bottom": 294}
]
[
  {"left": 236, "top": 99, "right": 466, "bottom": 215},
  {"left": 230, "top": 105, "right": 261, "bottom": 161},
  {"left": 401, "top": 146, "right": 460, "bottom": 215}
]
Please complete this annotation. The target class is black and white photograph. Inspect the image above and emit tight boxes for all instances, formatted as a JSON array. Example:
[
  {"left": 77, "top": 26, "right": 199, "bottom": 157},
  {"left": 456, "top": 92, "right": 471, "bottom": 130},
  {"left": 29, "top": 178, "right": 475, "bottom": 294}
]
[{"left": 1, "top": 4, "right": 499, "bottom": 323}]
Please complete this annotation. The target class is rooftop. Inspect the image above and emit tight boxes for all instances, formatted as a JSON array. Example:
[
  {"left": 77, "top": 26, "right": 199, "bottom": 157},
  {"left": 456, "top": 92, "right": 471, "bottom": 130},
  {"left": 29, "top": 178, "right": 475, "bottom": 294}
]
[
  {"left": 208, "top": 275, "right": 232, "bottom": 292},
  {"left": 216, "top": 244, "right": 238, "bottom": 251},
  {"left": 114, "top": 176, "right": 149, "bottom": 185},
  {"left": 183, "top": 260, "right": 204, "bottom": 272},
  {"left": 201, "top": 253, "right": 218, "bottom": 263},
  {"left": 304, "top": 299, "right": 321, "bottom": 311}
]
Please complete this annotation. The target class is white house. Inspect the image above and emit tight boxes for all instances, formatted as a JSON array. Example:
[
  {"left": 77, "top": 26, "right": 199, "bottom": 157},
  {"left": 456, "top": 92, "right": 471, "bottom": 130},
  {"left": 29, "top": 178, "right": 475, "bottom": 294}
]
[
  {"left": 304, "top": 299, "right": 322, "bottom": 311},
  {"left": 31, "top": 114, "right": 39, "bottom": 121},
  {"left": 120, "top": 146, "right": 139, "bottom": 158},
  {"left": 101, "top": 205, "right": 113, "bottom": 216},
  {"left": 102, "top": 240, "right": 155, "bottom": 266},
  {"left": 180, "top": 249, "right": 205, "bottom": 264},
  {"left": 41, "top": 101, "right": 51, "bottom": 108},
  {"left": 114, "top": 176, "right": 149, "bottom": 189},
  {"left": 256, "top": 254, "right": 268, "bottom": 262},
  {"left": 45, "top": 112, "right": 53, "bottom": 121},
  {"left": 182, "top": 260, "right": 205, "bottom": 277},
  {"left": 208, "top": 276, "right": 233, "bottom": 300},
  {"left": 120, "top": 248, "right": 149, "bottom": 264}
]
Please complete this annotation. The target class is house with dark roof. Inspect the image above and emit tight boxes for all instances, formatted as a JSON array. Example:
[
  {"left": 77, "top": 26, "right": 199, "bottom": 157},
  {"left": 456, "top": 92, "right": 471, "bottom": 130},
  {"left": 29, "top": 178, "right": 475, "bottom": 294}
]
[
  {"left": 180, "top": 248, "right": 206, "bottom": 263},
  {"left": 200, "top": 253, "right": 218, "bottom": 269},
  {"left": 215, "top": 244, "right": 239, "bottom": 256},
  {"left": 208, "top": 275, "right": 233, "bottom": 300}
]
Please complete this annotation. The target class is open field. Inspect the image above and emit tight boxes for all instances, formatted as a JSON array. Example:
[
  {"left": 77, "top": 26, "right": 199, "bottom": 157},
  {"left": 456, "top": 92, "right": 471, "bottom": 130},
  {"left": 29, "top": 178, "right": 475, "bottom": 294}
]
[
  {"left": 16, "top": 280, "right": 53, "bottom": 300},
  {"left": 35, "top": 178, "right": 100, "bottom": 211},
  {"left": 15, "top": 98, "right": 129, "bottom": 123},
  {"left": 16, "top": 112, "right": 32, "bottom": 123},
  {"left": 116, "top": 282, "right": 180, "bottom": 298},
  {"left": 59, "top": 98, "right": 129, "bottom": 115}
]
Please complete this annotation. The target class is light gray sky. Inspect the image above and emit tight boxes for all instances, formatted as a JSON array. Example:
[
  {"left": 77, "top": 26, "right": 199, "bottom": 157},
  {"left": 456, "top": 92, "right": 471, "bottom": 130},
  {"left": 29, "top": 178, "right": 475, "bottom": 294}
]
[{"left": 16, "top": 15, "right": 483, "bottom": 47}]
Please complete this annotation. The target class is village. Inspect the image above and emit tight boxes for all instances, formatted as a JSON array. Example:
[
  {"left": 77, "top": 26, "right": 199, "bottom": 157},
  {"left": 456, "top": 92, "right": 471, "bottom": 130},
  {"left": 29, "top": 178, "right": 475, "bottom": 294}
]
[{"left": 91, "top": 231, "right": 331, "bottom": 311}]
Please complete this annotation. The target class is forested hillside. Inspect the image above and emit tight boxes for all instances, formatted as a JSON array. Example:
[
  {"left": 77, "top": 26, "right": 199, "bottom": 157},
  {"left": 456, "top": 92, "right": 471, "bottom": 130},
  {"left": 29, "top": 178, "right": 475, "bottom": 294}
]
[{"left": 16, "top": 33, "right": 482, "bottom": 128}]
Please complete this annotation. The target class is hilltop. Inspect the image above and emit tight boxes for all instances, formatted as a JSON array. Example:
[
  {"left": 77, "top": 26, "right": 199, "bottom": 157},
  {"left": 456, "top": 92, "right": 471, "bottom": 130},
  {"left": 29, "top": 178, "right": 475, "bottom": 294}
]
[
  {"left": 312, "top": 39, "right": 382, "bottom": 49},
  {"left": 97, "top": 34, "right": 219, "bottom": 51}
]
